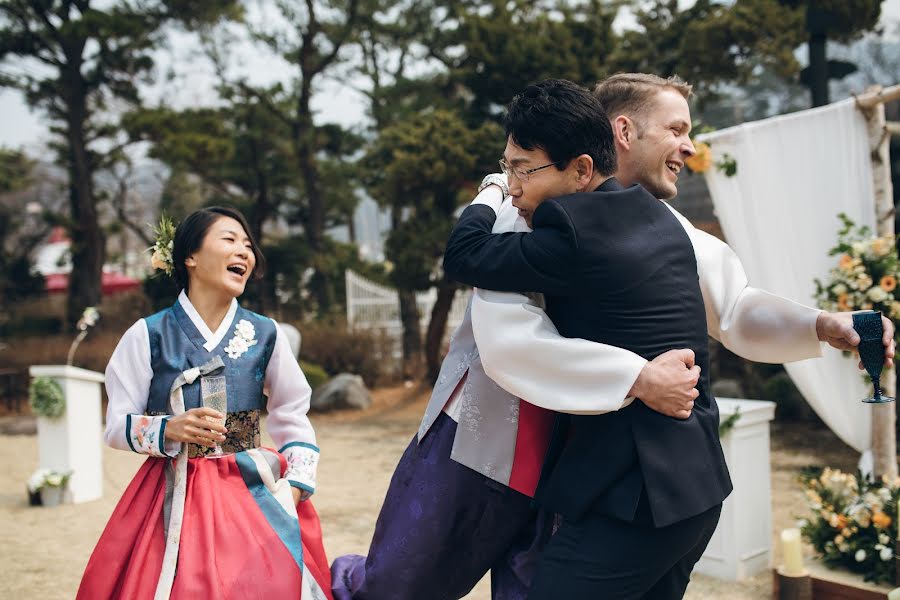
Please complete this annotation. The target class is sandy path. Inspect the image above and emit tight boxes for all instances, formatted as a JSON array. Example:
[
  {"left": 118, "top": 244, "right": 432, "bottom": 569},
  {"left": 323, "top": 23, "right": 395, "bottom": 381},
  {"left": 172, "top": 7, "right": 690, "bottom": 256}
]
[{"left": 0, "top": 385, "right": 870, "bottom": 599}]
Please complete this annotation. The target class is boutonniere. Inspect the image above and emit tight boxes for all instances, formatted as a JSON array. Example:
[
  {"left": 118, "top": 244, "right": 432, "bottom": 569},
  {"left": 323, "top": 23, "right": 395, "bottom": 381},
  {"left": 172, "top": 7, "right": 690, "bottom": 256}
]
[{"left": 225, "top": 319, "right": 258, "bottom": 360}]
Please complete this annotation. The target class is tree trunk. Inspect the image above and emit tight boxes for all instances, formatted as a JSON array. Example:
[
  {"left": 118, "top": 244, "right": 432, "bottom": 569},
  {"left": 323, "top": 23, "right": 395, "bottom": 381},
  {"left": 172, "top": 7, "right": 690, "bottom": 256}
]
[
  {"left": 807, "top": 32, "right": 829, "bottom": 107},
  {"left": 247, "top": 128, "right": 277, "bottom": 314},
  {"left": 398, "top": 289, "right": 422, "bottom": 379},
  {"left": 63, "top": 61, "right": 104, "bottom": 328},
  {"left": 293, "top": 79, "right": 332, "bottom": 313},
  {"left": 424, "top": 280, "right": 458, "bottom": 384}
]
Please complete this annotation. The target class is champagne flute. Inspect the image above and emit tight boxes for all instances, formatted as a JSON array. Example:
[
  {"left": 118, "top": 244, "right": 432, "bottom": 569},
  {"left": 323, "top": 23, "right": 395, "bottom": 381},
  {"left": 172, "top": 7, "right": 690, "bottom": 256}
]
[
  {"left": 852, "top": 311, "right": 894, "bottom": 404},
  {"left": 201, "top": 376, "right": 228, "bottom": 454}
]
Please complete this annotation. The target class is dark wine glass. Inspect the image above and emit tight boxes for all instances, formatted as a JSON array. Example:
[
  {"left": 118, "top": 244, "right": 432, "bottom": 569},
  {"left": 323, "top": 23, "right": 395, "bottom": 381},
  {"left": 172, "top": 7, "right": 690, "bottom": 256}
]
[{"left": 852, "top": 311, "right": 894, "bottom": 404}]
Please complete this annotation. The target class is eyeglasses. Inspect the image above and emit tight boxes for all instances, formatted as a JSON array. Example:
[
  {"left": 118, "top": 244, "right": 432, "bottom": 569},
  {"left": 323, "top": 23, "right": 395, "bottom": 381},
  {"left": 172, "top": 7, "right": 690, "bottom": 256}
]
[{"left": 499, "top": 158, "right": 561, "bottom": 182}]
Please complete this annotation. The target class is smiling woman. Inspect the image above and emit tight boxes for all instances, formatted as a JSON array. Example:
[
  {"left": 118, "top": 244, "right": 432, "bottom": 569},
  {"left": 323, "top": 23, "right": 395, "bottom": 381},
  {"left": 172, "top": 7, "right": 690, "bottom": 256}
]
[{"left": 76, "top": 206, "right": 334, "bottom": 599}]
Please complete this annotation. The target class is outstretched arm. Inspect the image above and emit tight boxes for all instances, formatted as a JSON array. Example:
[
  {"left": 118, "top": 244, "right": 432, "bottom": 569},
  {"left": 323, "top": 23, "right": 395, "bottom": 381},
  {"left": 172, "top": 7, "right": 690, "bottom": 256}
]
[{"left": 667, "top": 203, "right": 894, "bottom": 365}]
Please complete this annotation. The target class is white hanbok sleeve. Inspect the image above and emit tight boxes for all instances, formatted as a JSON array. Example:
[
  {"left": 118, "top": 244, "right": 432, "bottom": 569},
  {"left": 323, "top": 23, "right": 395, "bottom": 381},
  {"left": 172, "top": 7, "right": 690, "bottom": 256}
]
[
  {"left": 265, "top": 320, "right": 319, "bottom": 498},
  {"left": 664, "top": 204, "right": 824, "bottom": 363},
  {"left": 104, "top": 320, "right": 179, "bottom": 457},
  {"left": 471, "top": 289, "right": 646, "bottom": 415}
]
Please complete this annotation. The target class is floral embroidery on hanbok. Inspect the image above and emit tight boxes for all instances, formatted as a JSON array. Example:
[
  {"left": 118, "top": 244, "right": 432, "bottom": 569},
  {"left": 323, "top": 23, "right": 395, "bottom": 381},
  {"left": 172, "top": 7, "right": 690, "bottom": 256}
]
[
  {"left": 225, "top": 319, "right": 258, "bottom": 360},
  {"left": 127, "top": 414, "right": 170, "bottom": 457}
]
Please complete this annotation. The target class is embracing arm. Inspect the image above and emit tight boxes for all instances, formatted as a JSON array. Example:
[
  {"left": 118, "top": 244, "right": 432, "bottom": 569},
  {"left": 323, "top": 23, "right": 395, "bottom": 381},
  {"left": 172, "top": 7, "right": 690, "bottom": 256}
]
[
  {"left": 472, "top": 289, "right": 701, "bottom": 419},
  {"left": 265, "top": 321, "right": 319, "bottom": 500},
  {"left": 443, "top": 190, "right": 578, "bottom": 295}
]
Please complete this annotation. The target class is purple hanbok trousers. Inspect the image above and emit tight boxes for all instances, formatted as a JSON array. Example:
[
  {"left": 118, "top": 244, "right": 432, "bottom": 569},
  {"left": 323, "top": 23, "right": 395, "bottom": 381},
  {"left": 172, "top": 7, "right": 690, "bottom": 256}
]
[{"left": 331, "top": 413, "right": 552, "bottom": 600}]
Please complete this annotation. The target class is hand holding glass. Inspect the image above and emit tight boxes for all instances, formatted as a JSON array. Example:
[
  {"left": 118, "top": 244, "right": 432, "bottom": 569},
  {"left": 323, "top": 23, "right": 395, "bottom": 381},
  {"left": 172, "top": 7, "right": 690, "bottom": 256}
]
[{"left": 852, "top": 311, "right": 894, "bottom": 404}]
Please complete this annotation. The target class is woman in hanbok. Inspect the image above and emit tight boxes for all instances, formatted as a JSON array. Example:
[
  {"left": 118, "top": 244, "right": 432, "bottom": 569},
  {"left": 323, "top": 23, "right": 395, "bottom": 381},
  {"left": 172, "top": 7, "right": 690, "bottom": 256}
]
[{"left": 78, "top": 206, "right": 333, "bottom": 600}]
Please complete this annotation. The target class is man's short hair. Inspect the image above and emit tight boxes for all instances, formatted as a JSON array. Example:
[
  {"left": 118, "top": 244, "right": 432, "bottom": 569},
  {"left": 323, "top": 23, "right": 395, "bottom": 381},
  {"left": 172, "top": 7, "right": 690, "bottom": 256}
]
[
  {"left": 592, "top": 73, "right": 692, "bottom": 122},
  {"left": 504, "top": 78, "right": 617, "bottom": 177}
]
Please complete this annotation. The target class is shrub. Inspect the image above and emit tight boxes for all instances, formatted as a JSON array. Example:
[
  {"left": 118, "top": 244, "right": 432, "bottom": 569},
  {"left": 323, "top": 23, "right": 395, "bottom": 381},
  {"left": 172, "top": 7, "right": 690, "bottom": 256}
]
[
  {"left": 299, "top": 318, "right": 394, "bottom": 386},
  {"left": 299, "top": 360, "right": 329, "bottom": 390}
]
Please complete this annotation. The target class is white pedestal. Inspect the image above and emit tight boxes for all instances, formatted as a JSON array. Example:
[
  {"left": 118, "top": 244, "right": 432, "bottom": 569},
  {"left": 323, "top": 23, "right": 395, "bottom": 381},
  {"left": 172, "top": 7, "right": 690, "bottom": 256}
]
[
  {"left": 695, "top": 398, "right": 776, "bottom": 581},
  {"left": 29, "top": 365, "right": 105, "bottom": 504}
]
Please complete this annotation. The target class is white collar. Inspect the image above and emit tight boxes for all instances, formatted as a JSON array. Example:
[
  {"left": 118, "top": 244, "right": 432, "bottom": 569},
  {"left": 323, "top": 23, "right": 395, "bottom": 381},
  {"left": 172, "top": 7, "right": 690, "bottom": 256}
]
[{"left": 178, "top": 290, "right": 239, "bottom": 352}]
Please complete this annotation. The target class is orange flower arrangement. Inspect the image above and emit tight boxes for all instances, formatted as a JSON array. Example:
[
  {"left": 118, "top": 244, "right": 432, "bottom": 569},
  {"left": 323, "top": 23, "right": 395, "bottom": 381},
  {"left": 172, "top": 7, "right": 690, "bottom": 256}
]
[
  {"left": 815, "top": 214, "right": 900, "bottom": 320},
  {"left": 685, "top": 141, "right": 713, "bottom": 174},
  {"left": 873, "top": 511, "right": 892, "bottom": 529},
  {"left": 800, "top": 466, "right": 900, "bottom": 584},
  {"left": 837, "top": 293, "right": 852, "bottom": 311}
]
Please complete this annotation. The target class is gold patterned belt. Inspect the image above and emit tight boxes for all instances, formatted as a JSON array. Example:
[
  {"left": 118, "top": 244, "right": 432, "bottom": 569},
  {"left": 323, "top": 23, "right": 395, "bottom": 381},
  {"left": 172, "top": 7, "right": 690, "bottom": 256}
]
[{"left": 148, "top": 409, "right": 261, "bottom": 458}]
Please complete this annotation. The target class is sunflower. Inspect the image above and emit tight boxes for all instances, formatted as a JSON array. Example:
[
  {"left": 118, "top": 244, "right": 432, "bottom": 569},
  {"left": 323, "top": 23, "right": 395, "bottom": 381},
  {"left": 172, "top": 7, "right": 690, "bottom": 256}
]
[{"left": 880, "top": 275, "right": 897, "bottom": 292}]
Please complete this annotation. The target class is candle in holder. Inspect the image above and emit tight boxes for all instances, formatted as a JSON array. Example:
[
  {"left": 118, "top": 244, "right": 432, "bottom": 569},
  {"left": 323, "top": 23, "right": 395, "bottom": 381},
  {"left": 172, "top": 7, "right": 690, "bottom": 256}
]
[{"left": 781, "top": 528, "right": 805, "bottom": 576}]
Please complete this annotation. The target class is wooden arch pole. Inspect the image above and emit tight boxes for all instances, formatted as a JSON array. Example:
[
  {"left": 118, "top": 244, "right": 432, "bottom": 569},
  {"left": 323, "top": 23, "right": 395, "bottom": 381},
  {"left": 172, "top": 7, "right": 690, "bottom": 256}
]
[{"left": 856, "top": 84, "right": 900, "bottom": 481}]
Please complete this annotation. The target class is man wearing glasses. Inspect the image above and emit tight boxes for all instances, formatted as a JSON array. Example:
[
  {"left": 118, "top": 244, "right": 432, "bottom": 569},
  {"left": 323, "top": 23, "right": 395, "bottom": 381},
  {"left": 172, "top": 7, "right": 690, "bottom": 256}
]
[
  {"left": 332, "top": 75, "right": 893, "bottom": 600},
  {"left": 442, "top": 77, "right": 892, "bottom": 599}
]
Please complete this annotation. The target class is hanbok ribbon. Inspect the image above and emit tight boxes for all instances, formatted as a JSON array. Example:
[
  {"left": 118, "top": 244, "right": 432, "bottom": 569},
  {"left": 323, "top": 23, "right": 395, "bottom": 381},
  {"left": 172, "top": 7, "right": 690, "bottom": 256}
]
[{"left": 154, "top": 356, "right": 225, "bottom": 600}]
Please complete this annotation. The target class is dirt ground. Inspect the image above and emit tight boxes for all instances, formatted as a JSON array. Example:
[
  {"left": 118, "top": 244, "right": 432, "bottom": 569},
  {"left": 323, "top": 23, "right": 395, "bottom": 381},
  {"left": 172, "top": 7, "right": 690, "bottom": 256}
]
[{"left": 0, "top": 384, "right": 882, "bottom": 599}]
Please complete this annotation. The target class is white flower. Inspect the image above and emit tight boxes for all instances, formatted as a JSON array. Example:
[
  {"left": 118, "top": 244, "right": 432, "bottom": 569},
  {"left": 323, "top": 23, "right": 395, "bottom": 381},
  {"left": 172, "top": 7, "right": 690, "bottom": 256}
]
[
  {"left": 833, "top": 284, "right": 848, "bottom": 295},
  {"left": 224, "top": 320, "right": 257, "bottom": 360},
  {"left": 856, "top": 549, "right": 867, "bottom": 562},
  {"left": 881, "top": 547, "right": 893, "bottom": 561},
  {"left": 235, "top": 320, "right": 255, "bottom": 340},
  {"left": 868, "top": 286, "right": 888, "bottom": 303},
  {"left": 853, "top": 241, "right": 868, "bottom": 255},
  {"left": 28, "top": 468, "right": 70, "bottom": 491},
  {"left": 27, "top": 468, "right": 51, "bottom": 493},
  {"left": 797, "top": 519, "right": 809, "bottom": 528},
  {"left": 880, "top": 534, "right": 891, "bottom": 545}
]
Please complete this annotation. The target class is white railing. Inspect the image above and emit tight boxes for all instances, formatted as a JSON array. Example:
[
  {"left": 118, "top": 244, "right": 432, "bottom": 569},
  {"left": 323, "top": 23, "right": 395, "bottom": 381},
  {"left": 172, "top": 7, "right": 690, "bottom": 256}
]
[{"left": 345, "top": 270, "right": 470, "bottom": 341}]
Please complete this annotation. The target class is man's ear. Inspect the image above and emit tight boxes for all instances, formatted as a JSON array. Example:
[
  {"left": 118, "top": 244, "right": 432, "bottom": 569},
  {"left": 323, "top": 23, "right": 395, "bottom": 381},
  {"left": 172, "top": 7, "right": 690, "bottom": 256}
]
[
  {"left": 613, "top": 115, "right": 632, "bottom": 150},
  {"left": 573, "top": 154, "right": 594, "bottom": 189}
]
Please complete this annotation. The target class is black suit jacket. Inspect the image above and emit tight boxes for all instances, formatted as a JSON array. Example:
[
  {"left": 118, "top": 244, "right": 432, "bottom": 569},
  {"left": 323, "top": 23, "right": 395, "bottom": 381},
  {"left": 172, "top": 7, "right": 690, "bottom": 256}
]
[{"left": 443, "top": 178, "right": 732, "bottom": 527}]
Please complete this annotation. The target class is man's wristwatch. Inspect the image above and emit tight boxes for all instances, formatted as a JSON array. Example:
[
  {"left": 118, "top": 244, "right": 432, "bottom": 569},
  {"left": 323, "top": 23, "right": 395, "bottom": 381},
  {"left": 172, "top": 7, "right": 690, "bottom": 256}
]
[{"left": 478, "top": 173, "right": 509, "bottom": 198}]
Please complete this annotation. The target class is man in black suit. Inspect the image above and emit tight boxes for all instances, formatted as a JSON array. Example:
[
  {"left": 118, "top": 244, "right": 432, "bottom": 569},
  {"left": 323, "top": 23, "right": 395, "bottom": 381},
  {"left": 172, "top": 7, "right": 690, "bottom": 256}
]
[{"left": 442, "top": 78, "right": 736, "bottom": 599}]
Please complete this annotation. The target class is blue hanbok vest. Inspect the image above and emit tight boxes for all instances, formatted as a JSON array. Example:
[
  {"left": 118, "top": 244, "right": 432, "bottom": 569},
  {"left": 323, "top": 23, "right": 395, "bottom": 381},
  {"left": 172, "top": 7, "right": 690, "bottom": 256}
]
[{"left": 144, "top": 301, "right": 278, "bottom": 456}]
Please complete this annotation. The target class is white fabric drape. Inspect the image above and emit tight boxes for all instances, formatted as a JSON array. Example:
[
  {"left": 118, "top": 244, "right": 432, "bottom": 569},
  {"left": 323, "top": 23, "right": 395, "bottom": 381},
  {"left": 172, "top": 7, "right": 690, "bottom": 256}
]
[{"left": 698, "top": 98, "right": 876, "bottom": 453}]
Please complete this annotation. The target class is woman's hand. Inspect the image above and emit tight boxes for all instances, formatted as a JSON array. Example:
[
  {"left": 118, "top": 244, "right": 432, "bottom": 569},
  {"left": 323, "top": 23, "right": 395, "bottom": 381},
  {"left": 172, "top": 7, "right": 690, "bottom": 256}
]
[
  {"left": 291, "top": 486, "right": 302, "bottom": 505},
  {"left": 164, "top": 408, "right": 227, "bottom": 448}
]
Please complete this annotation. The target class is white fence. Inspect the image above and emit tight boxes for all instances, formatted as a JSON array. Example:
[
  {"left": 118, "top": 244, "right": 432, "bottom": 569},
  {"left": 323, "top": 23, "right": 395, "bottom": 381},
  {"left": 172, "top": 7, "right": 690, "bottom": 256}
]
[{"left": 345, "top": 270, "right": 470, "bottom": 344}]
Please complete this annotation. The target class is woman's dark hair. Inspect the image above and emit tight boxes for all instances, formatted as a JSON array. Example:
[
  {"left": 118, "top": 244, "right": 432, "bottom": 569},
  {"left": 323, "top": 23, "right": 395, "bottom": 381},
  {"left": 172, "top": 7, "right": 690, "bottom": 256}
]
[
  {"left": 503, "top": 78, "right": 617, "bottom": 177},
  {"left": 172, "top": 206, "right": 266, "bottom": 292}
]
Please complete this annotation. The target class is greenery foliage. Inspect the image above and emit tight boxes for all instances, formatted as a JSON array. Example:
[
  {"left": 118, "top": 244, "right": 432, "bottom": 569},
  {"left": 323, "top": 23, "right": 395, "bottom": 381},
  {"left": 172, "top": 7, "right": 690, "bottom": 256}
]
[{"left": 29, "top": 377, "right": 65, "bottom": 419}]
